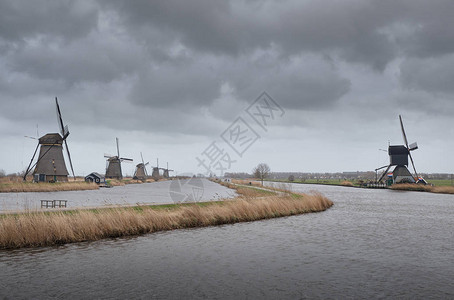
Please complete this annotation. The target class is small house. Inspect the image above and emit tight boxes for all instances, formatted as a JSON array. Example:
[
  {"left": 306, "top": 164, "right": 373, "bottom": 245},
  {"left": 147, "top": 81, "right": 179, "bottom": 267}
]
[{"left": 85, "top": 172, "right": 105, "bottom": 184}]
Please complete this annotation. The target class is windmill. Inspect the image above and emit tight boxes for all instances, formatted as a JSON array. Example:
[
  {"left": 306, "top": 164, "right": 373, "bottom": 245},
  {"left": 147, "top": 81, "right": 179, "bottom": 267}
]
[
  {"left": 104, "top": 138, "right": 133, "bottom": 180},
  {"left": 151, "top": 158, "right": 161, "bottom": 181},
  {"left": 23, "top": 98, "right": 75, "bottom": 182},
  {"left": 162, "top": 162, "right": 174, "bottom": 179},
  {"left": 133, "top": 152, "right": 149, "bottom": 181},
  {"left": 376, "top": 115, "right": 426, "bottom": 185}
]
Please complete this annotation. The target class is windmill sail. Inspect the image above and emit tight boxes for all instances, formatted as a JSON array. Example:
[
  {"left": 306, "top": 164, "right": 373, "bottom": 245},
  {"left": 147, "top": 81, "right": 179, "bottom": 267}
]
[
  {"left": 399, "top": 115, "right": 419, "bottom": 180},
  {"left": 56, "top": 98, "right": 69, "bottom": 138},
  {"left": 55, "top": 98, "right": 75, "bottom": 179}
]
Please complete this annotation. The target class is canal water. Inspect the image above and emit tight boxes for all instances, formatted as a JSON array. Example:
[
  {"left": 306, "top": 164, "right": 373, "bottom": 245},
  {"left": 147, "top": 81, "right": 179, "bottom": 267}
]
[
  {"left": 0, "top": 179, "right": 235, "bottom": 212},
  {"left": 1, "top": 183, "right": 453, "bottom": 299}
]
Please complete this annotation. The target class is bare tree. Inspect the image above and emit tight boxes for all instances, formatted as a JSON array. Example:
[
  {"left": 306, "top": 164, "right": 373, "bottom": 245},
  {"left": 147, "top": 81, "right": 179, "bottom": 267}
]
[
  {"left": 288, "top": 175, "right": 295, "bottom": 182},
  {"left": 253, "top": 163, "right": 270, "bottom": 186}
]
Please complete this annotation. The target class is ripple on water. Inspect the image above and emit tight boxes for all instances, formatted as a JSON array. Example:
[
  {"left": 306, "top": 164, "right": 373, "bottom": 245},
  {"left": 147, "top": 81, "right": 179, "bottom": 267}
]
[{"left": 1, "top": 183, "right": 454, "bottom": 298}]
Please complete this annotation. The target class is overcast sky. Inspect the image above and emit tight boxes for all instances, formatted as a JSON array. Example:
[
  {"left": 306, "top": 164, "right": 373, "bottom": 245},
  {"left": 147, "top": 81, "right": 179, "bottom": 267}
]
[{"left": 1, "top": 0, "right": 453, "bottom": 176}]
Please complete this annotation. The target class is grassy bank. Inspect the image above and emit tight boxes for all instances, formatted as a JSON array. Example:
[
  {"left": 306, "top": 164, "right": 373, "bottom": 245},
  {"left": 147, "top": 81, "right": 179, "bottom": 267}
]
[
  {"left": 0, "top": 176, "right": 172, "bottom": 192},
  {"left": 0, "top": 188, "right": 332, "bottom": 249},
  {"left": 390, "top": 183, "right": 454, "bottom": 194},
  {"left": 0, "top": 181, "right": 99, "bottom": 193},
  {"left": 263, "top": 178, "right": 454, "bottom": 194},
  {"left": 426, "top": 179, "right": 454, "bottom": 187},
  {"left": 264, "top": 178, "right": 360, "bottom": 187}
]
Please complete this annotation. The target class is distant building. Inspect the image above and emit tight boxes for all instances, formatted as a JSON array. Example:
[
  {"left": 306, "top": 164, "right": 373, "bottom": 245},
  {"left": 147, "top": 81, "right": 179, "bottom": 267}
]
[{"left": 85, "top": 172, "right": 105, "bottom": 184}]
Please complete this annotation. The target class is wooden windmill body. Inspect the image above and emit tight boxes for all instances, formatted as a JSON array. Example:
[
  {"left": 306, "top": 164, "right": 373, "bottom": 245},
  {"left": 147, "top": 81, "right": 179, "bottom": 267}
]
[
  {"left": 104, "top": 138, "right": 133, "bottom": 180},
  {"left": 33, "top": 133, "right": 69, "bottom": 182},
  {"left": 133, "top": 152, "right": 149, "bottom": 181},
  {"left": 376, "top": 115, "right": 426, "bottom": 185},
  {"left": 24, "top": 98, "right": 75, "bottom": 182}
]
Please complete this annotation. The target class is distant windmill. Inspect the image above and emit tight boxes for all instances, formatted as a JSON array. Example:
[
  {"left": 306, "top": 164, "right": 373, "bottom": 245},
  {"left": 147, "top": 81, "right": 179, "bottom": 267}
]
[
  {"left": 133, "top": 152, "right": 149, "bottom": 181},
  {"left": 376, "top": 115, "right": 426, "bottom": 184},
  {"left": 151, "top": 158, "right": 161, "bottom": 181},
  {"left": 162, "top": 162, "right": 174, "bottom": 179},
  {"left": 23, "top": 98, "right": 75, "bottom": 182},
  {"left": 104, "top": 138, "right": 133, "bottom": 180}
]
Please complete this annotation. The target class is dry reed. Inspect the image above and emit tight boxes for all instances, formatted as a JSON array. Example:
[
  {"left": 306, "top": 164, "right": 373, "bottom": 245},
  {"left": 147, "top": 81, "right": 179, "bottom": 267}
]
[
  {"left": 340, "top": 181, "right": 354, "bottom": 187},
  {"left": 391, "top": 183, "right": 454, "bottom": 194},
  {"left": 106, "top": 179, "right": 125, "bottom": 187},
  {"left": 231, "top": 179, "right": 262, "bottom": 187},
  {"left": 0, "top": 193, "right": 333, "bottom": 249},
  {"left": 0, "top": 181, "right": 99, "bottom": 193}
]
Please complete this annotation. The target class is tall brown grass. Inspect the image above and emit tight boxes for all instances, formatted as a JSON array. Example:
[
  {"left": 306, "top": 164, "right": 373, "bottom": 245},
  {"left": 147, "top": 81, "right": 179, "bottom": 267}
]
[
  {"left": 391, "top": 183, "right": 454, "bottom": 194},
  {"left": 106, "top": 179, "right": 126, "bottom": 187},
  {"left": 0, "top": 181, "right": 99, "bottom": 193},
  {"left": 222, "top": 180, "right": 292, "bottom": 194},
  {"left": 340, "top": 181, "right": 354, "bottom": 187},
  {"left": 0, "top": 193, "right": 333, "bottom": 249},
  {"left": 231, "top": 179, "right": 262, "bottom": 187}
]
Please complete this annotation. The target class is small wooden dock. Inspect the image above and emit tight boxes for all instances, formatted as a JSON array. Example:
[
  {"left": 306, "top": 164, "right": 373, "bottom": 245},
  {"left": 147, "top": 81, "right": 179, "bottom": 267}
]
[
  {"left": 40, "top": 200, "right": 68, "bottom": 208},
  {"left": 365, "top": 183, "right": 387, "bottom": 189}
]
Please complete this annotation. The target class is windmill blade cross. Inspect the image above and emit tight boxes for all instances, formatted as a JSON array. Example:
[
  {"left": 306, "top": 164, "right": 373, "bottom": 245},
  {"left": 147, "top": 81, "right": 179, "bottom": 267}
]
[
  {"left": 23, "top": 143, "right": 40, "bottom": 181},
  {"left": 399, "top": 115, "right": 409, "bottom": 148},
  {"left": 64, "top": 139, "right": 76, "bottom": 180},
  {"left": 408, "top": 151, "right": 419, "bottom": 180},
  {"left": 120, "top": 157, "right": 133, "bottom": 163},
  {"left": 378, "top": 165, "right": 392, "bottom": 182},
  {"left": 55, "top": 97, "right": 69, "bottom": 139},
  {"left": 399, "top": 114, "right": 419, "bottom": 179},
  {"left": 140, "top": 152, "right": 145, "bottom": 165},
  {"left": 24, "top": 142, "right": 58, "bottom": 181},
  {"left": 116, "top": 137, "right": 120, "bottom": 158}
]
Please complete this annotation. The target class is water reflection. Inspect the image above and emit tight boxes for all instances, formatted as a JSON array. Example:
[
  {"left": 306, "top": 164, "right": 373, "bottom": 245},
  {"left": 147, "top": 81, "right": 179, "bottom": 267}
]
[{"left": 1, "top": 183, "right": 453, "bottom": 298}]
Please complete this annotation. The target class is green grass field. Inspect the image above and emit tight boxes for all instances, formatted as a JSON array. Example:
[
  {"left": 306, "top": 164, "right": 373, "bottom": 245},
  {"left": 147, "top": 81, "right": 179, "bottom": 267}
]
[
  {"left": 266, "top": 178, "right": 358, "bottom": 186},
  {"left": 267, "top": 178, "right": 454, "bottom": 187},
  {"left": 426, "top": 179, "right": 454, "bottom": 186}
]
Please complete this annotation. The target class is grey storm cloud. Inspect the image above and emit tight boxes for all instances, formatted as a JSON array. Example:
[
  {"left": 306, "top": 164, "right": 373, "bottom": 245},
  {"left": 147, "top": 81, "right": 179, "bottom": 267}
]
[
  {"left": 0, "top": 0, "right": 98, "bottom": 42},
  {"left": 2, "top": 0, "right": 453, "bottom": 108},
  {"left": 1, "top": 0, "right": 454, "bottom": 175},
  {"left": 400, "top": 55, "right": 454, "bottom": 95},
  {"left": 8, "top": 35, "right": 143, "bottom": 85},
  {"left": 100, "top": 0, "right": 454, "bottom": 70}
]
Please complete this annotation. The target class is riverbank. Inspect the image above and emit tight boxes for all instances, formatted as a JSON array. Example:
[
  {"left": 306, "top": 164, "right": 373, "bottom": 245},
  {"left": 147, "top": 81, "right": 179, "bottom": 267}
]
[
  {"left": 390, "top": 183, "right": 454, "bottom": 194},
  {"left": 264, "top": 179, "right": 454, "bottom": 194},
  {"left": 0, "top": 185, "right": 333, "bottom": 249},
  {"left": 0, "top": 176, "right": 173, "bottom": 192},
  {"left": 0, "top": 181, "right": 99, "bottom": 193}
]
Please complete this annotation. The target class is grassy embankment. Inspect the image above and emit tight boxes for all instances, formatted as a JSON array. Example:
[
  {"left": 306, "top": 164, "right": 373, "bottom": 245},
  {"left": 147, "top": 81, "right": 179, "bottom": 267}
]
[
  {"left": 390, "top": 183, "right": 454, "bottom": 194},
  {"left": 264, "top": 178, "right": 361, "bottom": 187},
  {"left": 264, "top": 178, "right": 454, "bottom": 193},
  {"left": 0, "top": 176, "right": 99, "bottom": 193},
  {"left": 0, "top": 176, "right": 171, "bottom": 192},
  {"left": 0, "top": 182, "right": 333, "bottom": 249},
  {"left": 426, "top": 179, "right": 454, "bottom": 186}
]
